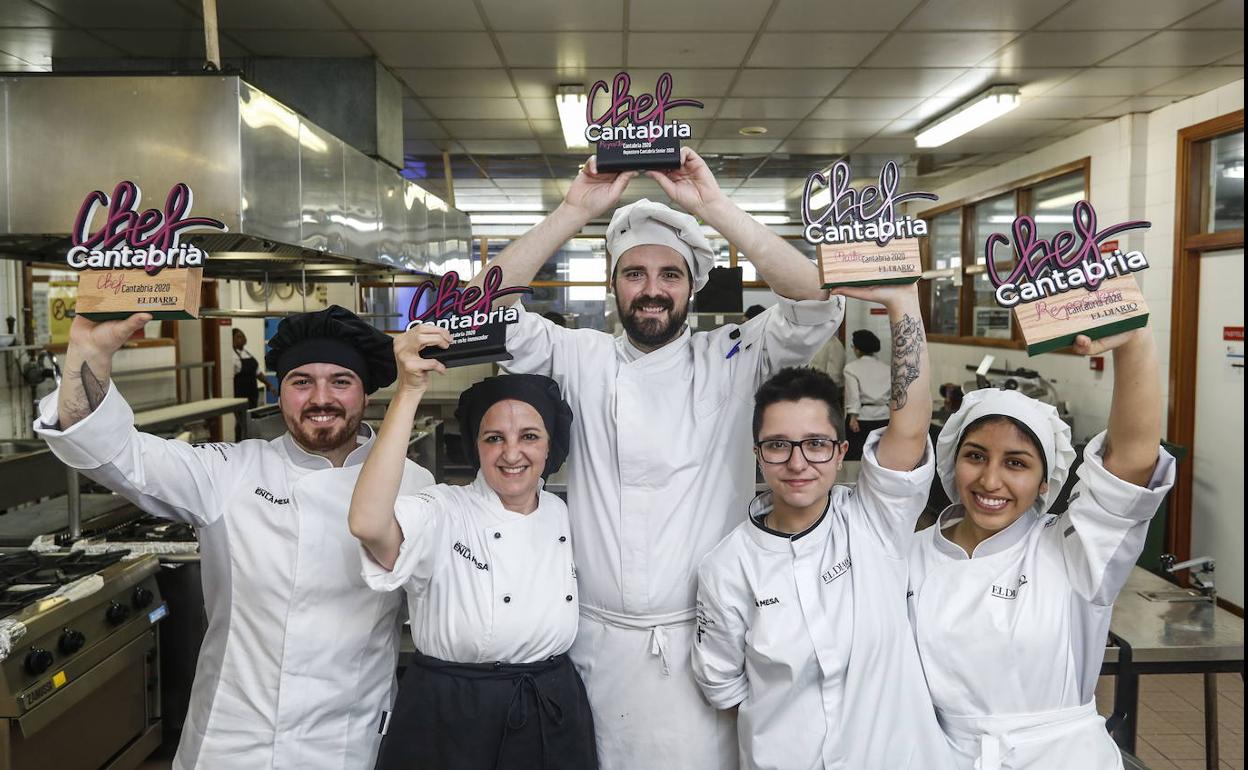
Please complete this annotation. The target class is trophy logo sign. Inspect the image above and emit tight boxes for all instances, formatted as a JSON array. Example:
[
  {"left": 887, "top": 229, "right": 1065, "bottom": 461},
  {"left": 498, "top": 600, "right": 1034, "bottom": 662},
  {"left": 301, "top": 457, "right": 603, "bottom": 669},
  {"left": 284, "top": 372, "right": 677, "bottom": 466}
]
[
  {"left": 587, "top": 72, "right": 704, "bottom": 171},
  {"left": 68, "top": 181, "right": 227, "bottom": 320},
  {"left": 408, "top": 265, "right": 532, "bottom": 368},
  {"left": 802, "top": 160, "right": 938, "bottom": 288},
  {"left": 986, "top": 201, "right": 1151, "bottom": 355}
]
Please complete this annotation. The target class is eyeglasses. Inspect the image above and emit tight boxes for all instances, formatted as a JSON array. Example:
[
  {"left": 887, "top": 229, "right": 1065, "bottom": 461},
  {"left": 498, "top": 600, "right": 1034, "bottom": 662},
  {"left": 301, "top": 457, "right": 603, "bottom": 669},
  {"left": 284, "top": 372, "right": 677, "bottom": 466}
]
[{"left": 754, "top": 438, "right": 842, "bottom": 465}]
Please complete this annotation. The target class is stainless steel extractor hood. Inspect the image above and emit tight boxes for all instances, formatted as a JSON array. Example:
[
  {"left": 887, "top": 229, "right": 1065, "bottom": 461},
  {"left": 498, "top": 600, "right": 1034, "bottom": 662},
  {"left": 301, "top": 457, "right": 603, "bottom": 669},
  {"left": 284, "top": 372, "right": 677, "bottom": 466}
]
[{"left": 0, "top": 74, "right": 470, "bottom": 281}]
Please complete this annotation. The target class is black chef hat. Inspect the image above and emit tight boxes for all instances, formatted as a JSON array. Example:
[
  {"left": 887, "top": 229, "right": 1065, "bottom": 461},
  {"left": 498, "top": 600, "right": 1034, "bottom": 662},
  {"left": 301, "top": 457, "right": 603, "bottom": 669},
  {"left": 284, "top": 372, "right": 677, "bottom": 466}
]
[
  {"left": 851, "top": 329, "right": 881, "bottom": 356},
  {"left": 455, "top": 374, "right": 574, "bottom": 478},
  {"left": 265, "top": 305, "right": 396, "bottom": 395}
]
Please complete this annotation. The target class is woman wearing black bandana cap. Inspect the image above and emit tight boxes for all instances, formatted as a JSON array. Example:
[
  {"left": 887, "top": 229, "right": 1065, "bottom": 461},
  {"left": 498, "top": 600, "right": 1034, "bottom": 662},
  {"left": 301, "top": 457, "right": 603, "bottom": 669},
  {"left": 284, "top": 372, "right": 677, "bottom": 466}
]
[{"left": 349, "top": 324, "right": 596, "bottom": 770}]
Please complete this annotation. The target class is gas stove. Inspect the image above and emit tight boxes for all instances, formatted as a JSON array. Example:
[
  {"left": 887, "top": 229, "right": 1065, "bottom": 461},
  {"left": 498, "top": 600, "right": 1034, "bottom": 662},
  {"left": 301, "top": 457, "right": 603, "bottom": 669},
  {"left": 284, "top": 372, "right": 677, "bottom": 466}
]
[{"left": 1, "top": 551, "right": 165, "bottom": 769}]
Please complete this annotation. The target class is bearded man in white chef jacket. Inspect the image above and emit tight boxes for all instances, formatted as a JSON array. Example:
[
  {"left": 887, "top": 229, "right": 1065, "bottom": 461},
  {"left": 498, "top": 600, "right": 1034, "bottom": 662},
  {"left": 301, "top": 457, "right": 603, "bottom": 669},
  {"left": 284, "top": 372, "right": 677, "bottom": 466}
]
[
  {"left": 469, "top": 148, "right": 843, "bottom": 770},
  {"left": 35, "top": 306, "right": 433, "bottom": 770}
]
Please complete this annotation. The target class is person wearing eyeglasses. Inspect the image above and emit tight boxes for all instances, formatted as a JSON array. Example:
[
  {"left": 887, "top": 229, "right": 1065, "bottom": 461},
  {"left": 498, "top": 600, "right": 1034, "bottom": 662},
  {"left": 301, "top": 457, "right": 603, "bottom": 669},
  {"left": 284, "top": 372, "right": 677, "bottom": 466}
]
[{"left": 691, "top": 284, "right": 955, "bottom": 770}]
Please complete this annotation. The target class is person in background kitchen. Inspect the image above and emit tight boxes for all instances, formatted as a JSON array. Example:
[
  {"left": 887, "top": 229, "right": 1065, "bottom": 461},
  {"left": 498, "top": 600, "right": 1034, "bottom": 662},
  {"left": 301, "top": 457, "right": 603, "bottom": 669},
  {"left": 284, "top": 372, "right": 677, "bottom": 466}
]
[
  {"left": 34, "top": 305, "right": 434, "bottom": 770},
  {"left": 349, "top": 325, "right": 595, "bottom": 770},
  {"left": 468, "top": 147, "right": 843, "bottom": 770},
  {"left": 909, "top": 327, "right": 1173, "bottom": 770},
  {"left": 809, "top": 331, "right": 846, "bottom": 400},
  {"left": 692, "top": 283, "right": 955, "bottom": 770},
  {"left": 843, "top": 328, "right": 890, "bottom": 461},
  {"left": 232, "top": 327, "right": 268, "bottom": 439}
]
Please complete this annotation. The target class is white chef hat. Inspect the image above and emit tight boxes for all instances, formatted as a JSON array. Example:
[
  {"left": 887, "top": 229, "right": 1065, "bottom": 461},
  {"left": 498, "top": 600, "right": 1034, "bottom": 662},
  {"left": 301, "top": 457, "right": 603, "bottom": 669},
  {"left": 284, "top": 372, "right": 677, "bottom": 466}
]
[
  {"left": 936, "top": 388, "right": 1076, "bottom": 514},
  {"left": 606, "top": 198, "right": 715, "bottom": 292}
]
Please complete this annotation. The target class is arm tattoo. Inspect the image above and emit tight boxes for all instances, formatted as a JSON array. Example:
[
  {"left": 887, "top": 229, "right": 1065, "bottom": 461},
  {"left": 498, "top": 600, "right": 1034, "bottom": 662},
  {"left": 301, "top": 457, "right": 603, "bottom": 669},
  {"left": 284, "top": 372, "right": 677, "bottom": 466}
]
[
  {"left": 81, "top": 361, "right": 108, "bottom": 412},
  {"left": 889, "top": 314, "right": 924, "bottom": 410}
]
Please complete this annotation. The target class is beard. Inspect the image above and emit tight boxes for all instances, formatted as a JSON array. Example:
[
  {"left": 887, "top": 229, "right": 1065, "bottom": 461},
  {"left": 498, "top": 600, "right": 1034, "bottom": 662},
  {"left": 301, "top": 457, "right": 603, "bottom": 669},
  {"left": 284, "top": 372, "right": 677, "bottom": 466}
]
[
  {"left": 283, "top": 405, "right": 364, "bottom": 454},
  {"left": 619, "top": 293, "right": 690, "bottom": 349}
]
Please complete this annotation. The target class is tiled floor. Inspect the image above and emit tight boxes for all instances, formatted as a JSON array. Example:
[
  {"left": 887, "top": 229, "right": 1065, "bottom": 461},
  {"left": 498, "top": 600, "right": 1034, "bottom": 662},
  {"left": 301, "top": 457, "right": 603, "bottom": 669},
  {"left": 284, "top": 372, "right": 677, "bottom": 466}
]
[
  {"left": 1096, "top": 672, "right": 1245, "bottom": 770},
  {"left": 137, "top": 672, "right": 1243, "bottom": 770}
]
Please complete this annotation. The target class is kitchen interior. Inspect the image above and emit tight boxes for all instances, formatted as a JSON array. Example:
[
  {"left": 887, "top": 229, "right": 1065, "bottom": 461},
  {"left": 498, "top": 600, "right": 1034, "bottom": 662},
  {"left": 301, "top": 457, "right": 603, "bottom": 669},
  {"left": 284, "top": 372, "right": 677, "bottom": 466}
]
[{"left": 0, "top": 0, "right": 1243, "bottom": 768}]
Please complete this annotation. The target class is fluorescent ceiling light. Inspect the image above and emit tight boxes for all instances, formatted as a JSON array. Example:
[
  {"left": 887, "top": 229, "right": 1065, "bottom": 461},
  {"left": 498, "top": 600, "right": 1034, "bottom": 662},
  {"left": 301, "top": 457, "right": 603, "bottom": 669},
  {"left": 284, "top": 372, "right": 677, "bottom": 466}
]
[
  {"left": 737, "top": 200, "right": 789, "bottom": 212},
  {"left": 1036, "top": 191, "right": 1085, "bottom": 210},
  {"left": 471, "top": 214, "right": 546, "bottom": 225},
  {"left": 556, "top": 85, "right": 590, "bottom": 150},
  {"left": 915, "top": 86, "right": 1021, "bottom": 149},
  {"left": 1223, "top": 163, "right": 1244, "bottom": 179}
]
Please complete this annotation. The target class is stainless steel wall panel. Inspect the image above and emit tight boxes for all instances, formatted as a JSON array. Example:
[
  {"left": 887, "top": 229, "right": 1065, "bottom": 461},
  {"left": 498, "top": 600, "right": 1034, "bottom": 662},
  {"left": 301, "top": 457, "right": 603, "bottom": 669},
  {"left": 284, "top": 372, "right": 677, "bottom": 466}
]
[
  {"left": 4, "top": 76, "right": 242, "bottom": 233},
  {"left": 238, "top": 83, "right": 301, "bottom": 247},
  {"left": 376, "top": 165, "right": 405, "bottom": 269},
  {"left": 297, "top": 120, "right": 346, "bottom": 256},
  {"left": 342, "top": 147, "right": 381, "bottom": 263}
]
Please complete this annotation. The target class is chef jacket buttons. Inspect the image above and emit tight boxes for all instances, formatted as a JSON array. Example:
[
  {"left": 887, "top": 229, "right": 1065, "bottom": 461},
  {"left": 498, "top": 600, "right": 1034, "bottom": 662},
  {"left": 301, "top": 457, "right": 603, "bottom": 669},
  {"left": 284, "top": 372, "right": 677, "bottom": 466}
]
[
  {"left": 565, "top": 594, "right": 573, "bottom": 602},
  {"left": 493, "top": 532, "right": 501, "bottom": 539},
  {"left": 503, "top": 595, "right": 511, "bottom": 603},
  {"left": 559, "top": 535, "right": 567, "bottom": 542}
]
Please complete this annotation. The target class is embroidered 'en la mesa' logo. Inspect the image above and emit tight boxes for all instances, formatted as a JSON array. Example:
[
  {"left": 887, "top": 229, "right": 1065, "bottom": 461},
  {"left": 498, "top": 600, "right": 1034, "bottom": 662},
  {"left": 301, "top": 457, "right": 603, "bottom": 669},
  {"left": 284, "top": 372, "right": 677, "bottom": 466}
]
[
  {"left": 254, "top": 487, "right": 289, "bottom": 505},
  {"left": 453, "top": 542, "right": 489, "bottom": 571},
  {"left": 754, "top": 596, "right": 780, "bottom": 607}
]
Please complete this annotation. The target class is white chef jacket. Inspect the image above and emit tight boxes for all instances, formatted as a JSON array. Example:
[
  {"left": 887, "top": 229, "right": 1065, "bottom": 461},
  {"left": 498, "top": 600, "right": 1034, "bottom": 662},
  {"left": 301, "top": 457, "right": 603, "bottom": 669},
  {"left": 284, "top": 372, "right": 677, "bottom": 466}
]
[
  {"left": 35, "top": 385, "right": 434, "bottom": 770},
  {"left": 503, "top": 297, "right": 842, "bottom": 770},
  {"left": 909, "top": 432, "right": 1176, "bottom": 770},
  {"left": 359, "top": 471, "right": 578, "bottom": 664},
  {"left": 694, "top": 431, "right": 956, "bottom": 770},
  {"left": 843, "top": 354, "right": 891, "bottom": 422}
]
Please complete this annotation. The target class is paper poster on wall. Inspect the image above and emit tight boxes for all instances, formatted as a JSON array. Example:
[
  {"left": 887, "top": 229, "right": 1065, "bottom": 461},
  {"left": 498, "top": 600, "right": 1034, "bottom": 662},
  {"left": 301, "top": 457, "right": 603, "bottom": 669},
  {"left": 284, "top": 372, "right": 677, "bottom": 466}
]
[
  {"left": 1224, "top": 326, "right": 1244, "bottom": 379},
  {"left": 48, "top": 281, "right": 77, "bottom": 345}
]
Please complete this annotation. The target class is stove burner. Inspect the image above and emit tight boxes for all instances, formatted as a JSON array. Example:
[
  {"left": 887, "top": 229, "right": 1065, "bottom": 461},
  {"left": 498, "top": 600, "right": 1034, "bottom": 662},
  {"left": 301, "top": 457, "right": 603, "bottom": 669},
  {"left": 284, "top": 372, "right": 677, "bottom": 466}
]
[
  {"left": 0, "top": 551, "right": 126, "bottom": 617},
  {"left": 99, "top": 518, "right": 196, "bottom": 543}
]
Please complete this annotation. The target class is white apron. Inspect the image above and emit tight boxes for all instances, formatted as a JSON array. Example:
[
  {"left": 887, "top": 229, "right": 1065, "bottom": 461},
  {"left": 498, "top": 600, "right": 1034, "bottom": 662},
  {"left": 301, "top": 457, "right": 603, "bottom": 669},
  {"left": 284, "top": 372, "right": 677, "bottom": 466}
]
[{"left": 939, "top": 702, "right": 1118, "bottom": 770}]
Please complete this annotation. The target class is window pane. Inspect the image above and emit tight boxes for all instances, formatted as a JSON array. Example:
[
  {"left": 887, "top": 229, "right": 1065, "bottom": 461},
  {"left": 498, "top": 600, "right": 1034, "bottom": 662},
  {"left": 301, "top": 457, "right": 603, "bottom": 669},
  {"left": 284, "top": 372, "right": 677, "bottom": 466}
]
[
  {"left": 1029, "top": 171, "right": 1086, "bottom": 241},
  {"left": 972, "top": 273, "right": 1012, "bottom": 338},
  {"left": 535, "top": 237, "right": 607, "bottom": 283},
  {"left": 929, "top": 276, "right": 960, "bottom": 335},
  {"left": 929, "top": 211, "right": 961, "bottom": 270},
  {"left": 525, "top": 285, "right": 610, "bottom": 331},
  {"left": 1208, "top": 132, "right": 1244, "bottom": 232},
  {"left": 973, "top": 193, "right": 1016, "bottom": 265}
]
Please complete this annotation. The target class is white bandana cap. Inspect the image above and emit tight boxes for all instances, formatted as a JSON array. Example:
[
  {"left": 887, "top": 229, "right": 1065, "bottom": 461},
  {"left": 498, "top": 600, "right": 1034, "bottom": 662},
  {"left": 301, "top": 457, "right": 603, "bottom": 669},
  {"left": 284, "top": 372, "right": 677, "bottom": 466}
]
[
  {"left": 606, "top": 198, "right": 715, "bottom": 292},
  {"left": 936, "top": 388, "right": 1076, "bottom": 514}
]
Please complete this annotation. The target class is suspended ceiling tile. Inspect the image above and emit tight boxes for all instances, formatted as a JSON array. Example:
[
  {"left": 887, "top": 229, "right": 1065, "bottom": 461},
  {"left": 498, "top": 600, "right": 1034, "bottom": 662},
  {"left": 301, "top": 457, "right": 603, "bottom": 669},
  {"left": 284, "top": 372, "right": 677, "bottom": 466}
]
[
  {"left": 0, "top": 0, "right": 68, "bottom": 27},
  {"left": 497, "top": 32, "right": 622, "bottom": 68},
  {"left": 440, "top": 119, "right": 537, "bottom": 139},
  {"left": 511, "top": 67, "right": 608, "bottom": 97},
  {"left": 1001, "top": 95, "right": 1121, "bottom": 120},
  {"left": 631, "top": 0, "right": 771, "bottom": 31},
  {"left": 929, "top": 134, "right": 1031, "bottom": 153},
  {"left": 970, "top": 118, "right": 1075, "bottom": 139},
  {"left": 768, "top": 0, "right": 922, "bottom": 31},
  {"left": 422, "top": 98, "right": 528, "bottom": 120},
  {"left": 1172, "top": 0, "right": 1245, "bottom": 29},
  {"left": 833, "top": 68, "right": 966, "bottom": 97},
  {"left": 789, "top": 120, "right": 891, "bottom": 139},
  {"left": 519, "top": 97, "right": 559, "bottom": 120},
  {"left": 863, "top": 32, "right": 1019, "bottom": 68},
  {"left": 92, "top": 29, "right": 249, "bottom": 58},
  {"left": 940, "top": 68, "right": 1079, "bottom": 99},
  {"left": 775, "top": 138, "right": 854, "bottom": 155},
  {"left": 530, "top": 119, "right": 564, "bottom": 137},
  {"left": 404, "top": 120, "right": 449, "bottom": 139},
  {"left": 362, "top": 31, "right": 501, "bottom": 68},
  {"left": 216, "top": 0, "right": 345, "bottom": 30},
  {"left": 403, "top": 139, "right": 449, "bottom": 155},
  {"left": 228, "top": 30, "right": 370, "bottom": 57},
  {"left": 1145, "top": 66, "right": 1245, "bottom": 96},
  {"left": 810, "top": 97, "right": 919, "bottom": 120},
  {"left": 848, "top": 137, "right": 919, "bottom": 153},
  {"left": 1043, "top": 67, "right": 1199, "bottom": 96},
  {"left": 1087, "top": 95, "right": 1183, "bottom": 117},
  {"left": 628, "top": 32, "right": 754, "bottom": 68},
  {"left": 1218, "top": 51, "right": 1244, "bottom": 65},
  {"left": 731, "top": 68, "right": 849, "bottom": 97},
  {"left": 459, "top": 139, "right": 543, "bottom": 155},
  {"left": 748, "top": 32, "right": 886, "bottom": 68},
  {"left": 480, "top": 0, "right": 620, "bottom": 31},
  {"left": 983, "top": 31, "right": 1153, "bottom": 68},
  {"left": 1099, "top": 31, "right": 1246, "bottom": 67},
  {"left": 0, "top": 29, "right": 121, "bottom": 64},
  {"left": 0, "top": 52, "right": 39, "bottom": 69},
  {"left": 36, "top": 0, "right": 198, "bottom": 28},
  {"left": 403, "top": 98, "right": 431, "bottom": 120},
  {"left": 902, "top": 0, "right": 1069, "bottom": 30},
  {"left": 329, "top": 0, "right": 484, "bottom": 30},
  {"left": 698, "top": 139, "right": 783, "bottom": 154},
  {"left": 707, "top": 119, "right": 799, "bottom": 138},
  {"left": 540, "top": 137, "right": 580, "bottom": 154},
  {"left": 1040, "top": 0, "right": 1216, "bottom": 30},
  {"left": 609, "top": 68, "right": 738, "bottom": 97},
  {"left": 717, "top": 98, "right": 823, "bottom": 119},
  {"left": 396, "top": 68, "right": 517, "bottom": 98}
]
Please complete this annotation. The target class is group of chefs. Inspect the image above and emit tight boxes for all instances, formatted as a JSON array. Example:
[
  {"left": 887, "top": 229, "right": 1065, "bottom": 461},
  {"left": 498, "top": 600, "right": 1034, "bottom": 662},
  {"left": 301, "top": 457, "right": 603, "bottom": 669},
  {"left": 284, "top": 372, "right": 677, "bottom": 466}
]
[{"left": 33, "top": 148, "right": 1173, "bottom": 770}]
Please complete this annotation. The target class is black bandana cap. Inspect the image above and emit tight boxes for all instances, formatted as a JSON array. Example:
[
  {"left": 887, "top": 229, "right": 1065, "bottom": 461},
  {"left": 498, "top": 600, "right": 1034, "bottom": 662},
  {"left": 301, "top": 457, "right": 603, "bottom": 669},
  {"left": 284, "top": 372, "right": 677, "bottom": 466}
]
[
  {"left": 455, "top": 374, "right": 574, "bottom": 478},
  {"left": 265, "top": 305, "right": 396, "bottom": 395}
]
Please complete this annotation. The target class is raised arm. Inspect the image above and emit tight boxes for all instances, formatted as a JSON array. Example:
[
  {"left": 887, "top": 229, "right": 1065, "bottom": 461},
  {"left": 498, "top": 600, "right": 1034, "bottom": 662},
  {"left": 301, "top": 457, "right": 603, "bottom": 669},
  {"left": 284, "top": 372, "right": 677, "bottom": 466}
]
[
  {"left": 349, "top": 325, "right": 449, "bottom": 570},
  {"left": 833, "top": 284, "right": 930, "bottom": 471},
  {"left": 648, "top": 148, "right": 826, "bottom": 301},
  {"left": 471, "top": 158, "right": 636, "bottom": 307},
  {"left": 57, "top": 313, "right": 152, "bottom": 429},
  {"left": 1075, "top": 328, "right": 1161, "bottom": 486}
]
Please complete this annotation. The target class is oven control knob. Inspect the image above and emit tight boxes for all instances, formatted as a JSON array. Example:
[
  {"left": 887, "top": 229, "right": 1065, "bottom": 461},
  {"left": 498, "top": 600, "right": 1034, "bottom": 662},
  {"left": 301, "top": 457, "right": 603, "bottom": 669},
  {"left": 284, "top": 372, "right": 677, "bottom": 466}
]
[
  {"left": 24, "top": 648, "right": 53, "bottom": 676},
  {"left": 105, "top": 600, "right": 131, "bottom": 626},
  {"left": 132, "top": 586, "right": 154, "bottom": 610},
  {"left": 59, "top": 629, "right": 86, "bottom": 655}
]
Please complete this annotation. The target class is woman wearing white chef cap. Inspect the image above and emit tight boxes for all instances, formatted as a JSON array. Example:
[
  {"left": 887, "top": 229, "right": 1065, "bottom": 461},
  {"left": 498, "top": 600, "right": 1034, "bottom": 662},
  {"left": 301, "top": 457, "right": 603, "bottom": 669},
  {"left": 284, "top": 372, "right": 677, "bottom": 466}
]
[{"left": 909, "top": 327, "right": 1176, "bottom": 770}]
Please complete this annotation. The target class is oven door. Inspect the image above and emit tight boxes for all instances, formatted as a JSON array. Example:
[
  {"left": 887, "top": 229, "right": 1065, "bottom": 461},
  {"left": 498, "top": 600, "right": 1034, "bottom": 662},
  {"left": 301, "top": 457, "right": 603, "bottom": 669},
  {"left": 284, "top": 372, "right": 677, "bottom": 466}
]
[{"left": 2, "top": 629, "right": 160, "bottom": 770}]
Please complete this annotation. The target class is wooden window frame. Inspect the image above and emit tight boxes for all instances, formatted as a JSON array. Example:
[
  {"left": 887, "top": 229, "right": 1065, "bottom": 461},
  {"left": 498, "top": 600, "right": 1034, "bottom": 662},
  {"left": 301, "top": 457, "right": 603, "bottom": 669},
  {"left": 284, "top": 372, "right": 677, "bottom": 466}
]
[
  {"left": 916, "top": 158, "right": 1092, "bottom": 350},
  {"left": 1166, "top": 110, "right": 1245, "bottom": 575}
]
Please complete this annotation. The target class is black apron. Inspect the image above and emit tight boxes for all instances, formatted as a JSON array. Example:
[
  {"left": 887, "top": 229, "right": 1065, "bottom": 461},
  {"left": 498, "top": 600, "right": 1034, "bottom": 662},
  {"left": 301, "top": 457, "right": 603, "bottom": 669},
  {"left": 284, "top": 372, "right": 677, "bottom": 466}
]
[
  {"left": 233, "top": 350, "right": 260, "bottom": 409},
  {"left": 846, "top": 418, "right": 889, "bottom": 461},
  {"left": 375, "top": 651, "right": 598, "bottom": 770}
]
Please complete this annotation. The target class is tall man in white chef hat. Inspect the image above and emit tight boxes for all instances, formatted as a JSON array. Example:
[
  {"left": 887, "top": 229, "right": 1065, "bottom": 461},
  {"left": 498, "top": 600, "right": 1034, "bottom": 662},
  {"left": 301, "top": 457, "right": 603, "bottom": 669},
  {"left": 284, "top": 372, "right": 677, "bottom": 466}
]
[
  {"left": 469, "top": 149, "right": 843, "bottom": 770},
  {"left": 35, "top": 306, "right": 436, "bottom": 770}
]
